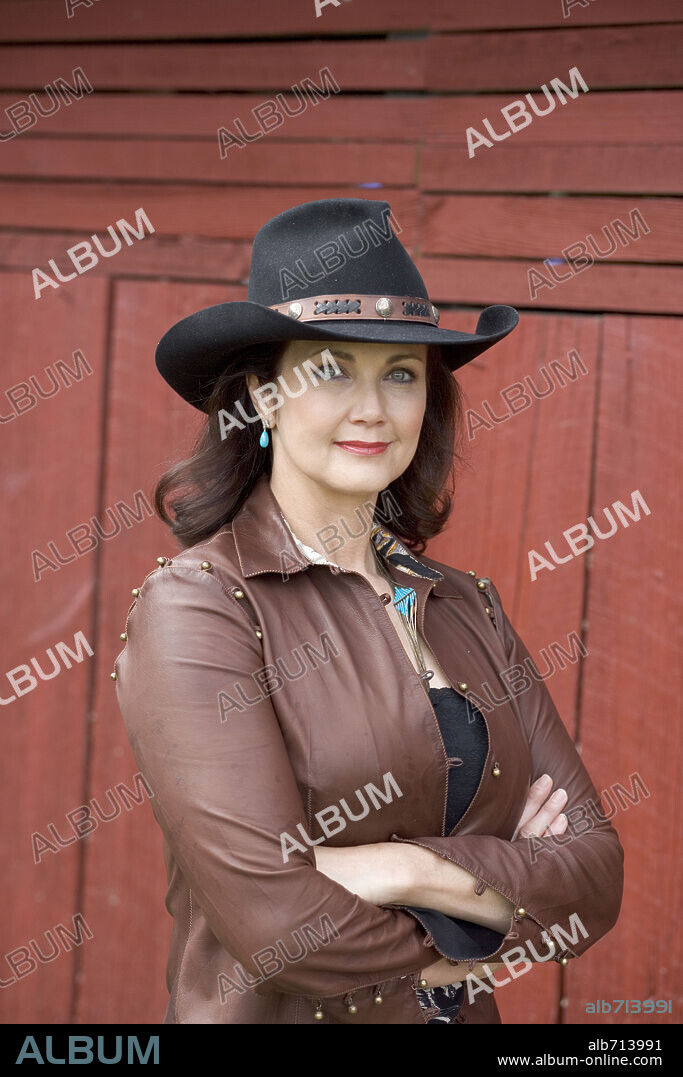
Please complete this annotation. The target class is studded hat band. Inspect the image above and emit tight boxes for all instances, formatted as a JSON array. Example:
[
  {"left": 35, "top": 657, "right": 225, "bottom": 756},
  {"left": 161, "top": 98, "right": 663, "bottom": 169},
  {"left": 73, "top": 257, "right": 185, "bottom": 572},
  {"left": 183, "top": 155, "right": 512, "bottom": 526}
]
[{"left": 269, "top": 293, "right": 440, "bottom": 326}]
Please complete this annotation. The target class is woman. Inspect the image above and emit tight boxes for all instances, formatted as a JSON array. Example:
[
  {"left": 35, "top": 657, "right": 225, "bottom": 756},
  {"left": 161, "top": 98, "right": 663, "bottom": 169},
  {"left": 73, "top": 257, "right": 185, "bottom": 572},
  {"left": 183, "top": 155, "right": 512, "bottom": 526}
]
[{"left": 113, "top": 198, "right": 624, "bottom": 1024}]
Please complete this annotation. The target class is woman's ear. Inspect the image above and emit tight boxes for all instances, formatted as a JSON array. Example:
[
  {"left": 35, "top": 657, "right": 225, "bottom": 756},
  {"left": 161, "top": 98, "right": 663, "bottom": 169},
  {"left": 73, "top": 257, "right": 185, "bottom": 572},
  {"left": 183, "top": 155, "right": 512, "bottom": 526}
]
[{"left": 245, "top": 372, "right": 260, "bottom": 416}]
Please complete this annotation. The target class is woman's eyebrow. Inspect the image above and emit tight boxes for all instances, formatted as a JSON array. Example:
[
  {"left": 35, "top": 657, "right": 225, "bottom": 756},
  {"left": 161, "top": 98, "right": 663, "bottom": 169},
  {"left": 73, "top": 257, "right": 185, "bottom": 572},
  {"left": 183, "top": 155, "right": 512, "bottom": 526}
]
[{"left": 303, "top": 347, "right": 424, "bottom": 363}]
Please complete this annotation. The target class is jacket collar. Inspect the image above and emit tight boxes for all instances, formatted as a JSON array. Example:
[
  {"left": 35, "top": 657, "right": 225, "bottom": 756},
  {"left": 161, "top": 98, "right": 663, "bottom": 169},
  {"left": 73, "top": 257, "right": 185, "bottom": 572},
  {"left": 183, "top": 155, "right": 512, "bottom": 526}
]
[{"left": 231, "top": 473, "right": 445, "bottom": 583}]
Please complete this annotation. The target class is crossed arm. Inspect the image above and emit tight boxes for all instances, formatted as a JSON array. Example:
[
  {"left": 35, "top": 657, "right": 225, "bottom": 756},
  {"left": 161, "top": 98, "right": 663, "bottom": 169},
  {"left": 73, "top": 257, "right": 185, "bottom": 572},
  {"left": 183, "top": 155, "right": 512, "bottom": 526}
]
[{"left": 315, "top": 774, "right": 569, "bottom": 988}]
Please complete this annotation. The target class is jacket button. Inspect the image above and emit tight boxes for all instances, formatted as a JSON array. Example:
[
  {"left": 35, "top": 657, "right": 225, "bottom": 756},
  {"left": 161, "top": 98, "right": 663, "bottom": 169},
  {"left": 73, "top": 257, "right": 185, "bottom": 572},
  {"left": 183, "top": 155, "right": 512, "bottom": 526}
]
[
  {"left": 234, "top": 589, "right": 244, "bottom": 599},
  {"left": 516, "top": 907, "right": 526, "bottom": 917},
  {"left": 559, "top": 956, "right": 570, "bottom": 966},
  {"left": 255, "top": 629, "right": 263, "bottom": 639},
  {"left": 492, "top": 762, "right": 501, "bottom": 777},
  {"left": 457, "top": 681, "right": 468, "bottom": 692},
  {"left": 200, "top": 561, "right": 212, "bottom": 571},
  {"left": 347, "top": 1003, "right": 358, "bottom": 1015},
  {"left": 374, "top": 992, "right": 383, "bottom": 1005},
  {"left": 313, "top": 1001, "right": 324, "bottom": 1020},
  {"left": 418, "top": 978, "right": 429, "bottom": 988}
]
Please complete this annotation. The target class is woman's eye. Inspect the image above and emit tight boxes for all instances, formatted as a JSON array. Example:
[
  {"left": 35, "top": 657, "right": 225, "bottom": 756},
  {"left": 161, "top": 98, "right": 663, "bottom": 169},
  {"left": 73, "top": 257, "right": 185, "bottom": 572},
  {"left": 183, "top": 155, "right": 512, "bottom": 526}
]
[
  {"left": 387, "top": 368, "right": 416, "bottom": 383},
  {"left": 312, "top": 365, "right": 345, "bottom": 380}
]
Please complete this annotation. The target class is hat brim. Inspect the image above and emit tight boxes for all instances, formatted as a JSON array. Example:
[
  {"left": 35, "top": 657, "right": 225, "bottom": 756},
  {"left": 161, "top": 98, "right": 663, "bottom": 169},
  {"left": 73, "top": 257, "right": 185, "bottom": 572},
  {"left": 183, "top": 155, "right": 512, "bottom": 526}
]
[{"left": 155, "top": 300, "right": 519, "bottom": 411}]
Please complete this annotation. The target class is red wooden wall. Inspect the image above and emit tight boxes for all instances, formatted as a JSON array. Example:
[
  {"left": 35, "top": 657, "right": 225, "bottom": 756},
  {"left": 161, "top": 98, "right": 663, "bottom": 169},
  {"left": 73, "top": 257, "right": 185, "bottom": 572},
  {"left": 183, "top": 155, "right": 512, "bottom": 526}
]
[{"left": 1, "top": 0, "right": 680, "bottom": 1026}]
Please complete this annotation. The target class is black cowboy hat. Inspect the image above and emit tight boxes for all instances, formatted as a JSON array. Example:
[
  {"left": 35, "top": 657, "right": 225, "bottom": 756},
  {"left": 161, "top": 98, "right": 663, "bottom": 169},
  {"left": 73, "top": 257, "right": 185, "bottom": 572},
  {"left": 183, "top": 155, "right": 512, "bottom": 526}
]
[{"left": 155, "top": 197, "right": 519, "bottom": 411}]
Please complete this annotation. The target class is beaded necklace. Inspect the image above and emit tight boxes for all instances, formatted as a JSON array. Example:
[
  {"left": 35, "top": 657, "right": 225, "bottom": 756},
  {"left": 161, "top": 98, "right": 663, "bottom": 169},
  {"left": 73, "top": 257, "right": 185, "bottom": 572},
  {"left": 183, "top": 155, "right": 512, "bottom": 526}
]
[{"left": 371, "top": 543, "right": 435, "bottom": 689}]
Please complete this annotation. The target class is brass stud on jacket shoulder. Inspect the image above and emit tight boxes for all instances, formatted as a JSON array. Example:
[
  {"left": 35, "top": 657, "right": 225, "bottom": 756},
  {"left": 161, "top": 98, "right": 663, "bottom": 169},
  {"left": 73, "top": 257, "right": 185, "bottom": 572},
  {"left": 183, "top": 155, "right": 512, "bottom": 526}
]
[
  {"left": 559, "top": 955, "right": 570, "bottom": 966},
  {"left": 492, "top": 762, "right": 501, "bottom": 777},
  {"left": 110, "top": 671, "right": 117, "bottom": 680},
  {"left": 200, "top": 560, "right": 212, "bottom": 571},
  {"left": 476, "top": 578, "right": 489, "bottom": 591},
  {"left": 120, "top": 632, "right": 127, "bottom": 641},
  {"left": 313, "top": 1001, "right": 324, "bottom": 1020},
  {"left": 234, "top": 589, "right": 244, "bottom": 599},
  {"left": 515, "top": 907, "right": 526, "bottom": 918},
  {"left": 131, "top": 587, "right": 140, "bottom": 597},
  {"left": 346, "top": 1002, "right": 357, "bottom": 1015},
  {"left": 457, "top": 681, "right": 468, "bottom": 692},
  {"left": 156, "top": 556, "right": 167, "bottom": 566},
  {"left": 418, "top": 978, "right": 429, "bottom": 988},
  {"left": 374, "top": 992, "right": 383, "bottom": 1005}
]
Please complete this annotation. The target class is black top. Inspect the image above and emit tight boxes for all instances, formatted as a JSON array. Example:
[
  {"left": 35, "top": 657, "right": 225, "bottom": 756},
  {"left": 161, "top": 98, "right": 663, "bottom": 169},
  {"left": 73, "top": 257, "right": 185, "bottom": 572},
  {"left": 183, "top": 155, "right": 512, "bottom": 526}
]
[
  {"left": 428, "top": 684, "right": 489, "bottom": 834},
  {"left": 402, "top": 685, "right": 507, "bottom": 966}
]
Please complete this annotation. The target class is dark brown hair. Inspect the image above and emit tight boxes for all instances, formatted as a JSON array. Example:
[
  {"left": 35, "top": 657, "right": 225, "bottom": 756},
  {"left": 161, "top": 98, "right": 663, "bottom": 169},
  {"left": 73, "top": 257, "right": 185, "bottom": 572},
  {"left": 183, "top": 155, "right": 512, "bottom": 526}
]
[{"left": 154, "top": 340, "right": 467, "bottom": 553}]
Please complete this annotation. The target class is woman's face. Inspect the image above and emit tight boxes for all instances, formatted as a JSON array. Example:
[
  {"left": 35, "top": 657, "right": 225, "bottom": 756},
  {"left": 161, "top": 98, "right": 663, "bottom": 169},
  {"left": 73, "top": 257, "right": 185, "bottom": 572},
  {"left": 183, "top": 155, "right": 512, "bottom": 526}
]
[{"left": 248, "top": 338, "right": 428, "bottom": 497}]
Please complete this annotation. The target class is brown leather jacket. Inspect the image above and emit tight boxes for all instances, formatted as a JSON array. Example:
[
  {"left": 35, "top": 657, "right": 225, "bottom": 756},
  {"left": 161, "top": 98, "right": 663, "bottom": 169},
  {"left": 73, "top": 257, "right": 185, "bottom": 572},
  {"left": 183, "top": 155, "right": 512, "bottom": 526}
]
[{"left": 114, "top": 473, "right": 624, "bottom": 1024}]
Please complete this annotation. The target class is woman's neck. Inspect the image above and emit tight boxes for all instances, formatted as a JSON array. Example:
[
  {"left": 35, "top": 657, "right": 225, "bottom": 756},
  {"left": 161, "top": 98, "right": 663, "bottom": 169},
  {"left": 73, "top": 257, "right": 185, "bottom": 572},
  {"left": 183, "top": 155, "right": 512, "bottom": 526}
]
[{"left": 269, "top": 471, "right": 382, "bottom": 576}]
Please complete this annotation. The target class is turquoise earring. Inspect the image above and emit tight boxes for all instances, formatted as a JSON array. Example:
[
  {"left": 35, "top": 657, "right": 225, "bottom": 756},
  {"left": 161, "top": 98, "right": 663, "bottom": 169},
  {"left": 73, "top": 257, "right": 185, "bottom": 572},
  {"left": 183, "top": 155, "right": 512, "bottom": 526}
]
[{"left": 259, "top": 421, "right": 270, "bottom": 448}]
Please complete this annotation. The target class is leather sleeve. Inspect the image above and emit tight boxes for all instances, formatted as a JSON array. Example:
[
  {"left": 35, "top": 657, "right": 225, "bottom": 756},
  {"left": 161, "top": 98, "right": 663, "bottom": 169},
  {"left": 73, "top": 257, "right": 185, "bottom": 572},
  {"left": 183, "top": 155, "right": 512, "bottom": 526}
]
[
  {"left": 114, "top": 564, "right": 438, "bottom": 999},
  {"left": 391, "top": 579, "right": 625, "bottom": 968}
]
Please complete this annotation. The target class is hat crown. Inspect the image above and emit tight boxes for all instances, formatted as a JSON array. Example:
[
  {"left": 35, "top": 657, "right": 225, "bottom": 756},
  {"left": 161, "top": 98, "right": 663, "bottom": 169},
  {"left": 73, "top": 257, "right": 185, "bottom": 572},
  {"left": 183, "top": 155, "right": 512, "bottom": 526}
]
[{"left": 247, "top": 198, "right": 429, "bottom": 307}]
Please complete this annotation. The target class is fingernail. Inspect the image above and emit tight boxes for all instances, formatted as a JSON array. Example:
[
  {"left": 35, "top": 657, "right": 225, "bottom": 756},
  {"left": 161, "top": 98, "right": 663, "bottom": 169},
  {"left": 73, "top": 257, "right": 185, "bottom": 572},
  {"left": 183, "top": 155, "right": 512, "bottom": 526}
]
[{"left": 538, "top": 774, "right": 551, "bottom": 786}]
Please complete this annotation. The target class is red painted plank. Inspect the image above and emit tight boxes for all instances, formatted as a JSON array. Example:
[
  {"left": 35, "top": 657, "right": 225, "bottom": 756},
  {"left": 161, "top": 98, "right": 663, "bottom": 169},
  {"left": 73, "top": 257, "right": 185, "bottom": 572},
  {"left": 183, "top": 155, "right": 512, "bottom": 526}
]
[
  {"left": 2, "top": 0, "right": 680, "bottom": 42},
  {"left": 0, "top": 229, "right": 253, "bottom": 282},
  {"left": 0, "top": 0, "right": 426, "bottom": 42},
  {"left": 1, "top": 233, "right": 678, "bottom": 317},
  {"left": 420, "top": 144, "right": 683, "bottom": 195},
  {"left": 566, "top": 316, "right": 680, "bottom": 1023},
  {"left": 76, "top": 280, "right": 226, "bottom": 1023},
  {"left": 1, "top": 91, "right": 679, "bottom": 145},
  {"left": 0, "top": 40, "right": 424, "bottom": 92},
  {"left": 0, "top": 137, "right": 416, "bottom": 187},
  {"left": 0, "top": 272, "right": 108, "bottom": 1022},
  {"left": 418, "top": 257, "right": 683, "bottom": 316},
  {"left": 422, "top": 195, "right": 680, "bottom": 262},
  {"left": 0, "top": 183, "right": 419, "bottom": 244},
  {"left": 431, "top": 0, "right": 682, "bottom": 31},
  {"left": 2, "top": 26, "right": 679, "bottom": 92},
  {"left": 426, "top": 25, "right": 683, "bottom": 91}
]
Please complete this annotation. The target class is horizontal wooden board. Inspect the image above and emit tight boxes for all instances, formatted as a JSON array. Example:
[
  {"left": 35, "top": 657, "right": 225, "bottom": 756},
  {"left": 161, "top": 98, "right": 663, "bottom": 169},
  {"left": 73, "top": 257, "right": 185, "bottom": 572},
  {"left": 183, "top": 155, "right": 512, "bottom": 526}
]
[
  {"left": 1, "top": 91, "right": 679, "bottom": 146},
  {"left": 0, "top": 229, "right": 253, "bottom": 281},
  {"left": 0, "top": 40, "right": 424, "bottom": 92},
  {"left": 0, "top": 0, "right": 425, "bottom": 42},
  {"left": 2, "top": 25, "right": 681, "bottom": 92},
  {"left": 419, "top": 256, "right": 683, "bottom": 315},
  {"left": 420, "top": 144, "right": 683, "bottom": 195},
  {"left": 0, "top": 137, "right": 416, "bottom": 186},
  {"left": 431, "top": 0, "right": 683, "bottom": 31},
  {"left": 422, "top": 195, "right": 680, "bottom": 262},
  {"left": 426, "top": 24, "right": 683, "bottom": 91},
  {"left": 1, "top": 0, "right": 680, "bottom": 42},
  {"left": 1, "top": 230, "right": 678, "bottom": 315},
  {"left": 0, "top": 182, "right": 419, "bottom": 244},
  {"left": 3, "top": 137, "right": 680, "bottom": 195}
]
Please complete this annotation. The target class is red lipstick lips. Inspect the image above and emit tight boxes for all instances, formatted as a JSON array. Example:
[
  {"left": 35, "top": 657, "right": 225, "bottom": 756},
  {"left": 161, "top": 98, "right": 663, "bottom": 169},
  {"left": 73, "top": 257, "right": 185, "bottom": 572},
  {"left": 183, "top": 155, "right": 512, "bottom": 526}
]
[{"left": 333, "top": 441, "right": 390, "bottom": 456}]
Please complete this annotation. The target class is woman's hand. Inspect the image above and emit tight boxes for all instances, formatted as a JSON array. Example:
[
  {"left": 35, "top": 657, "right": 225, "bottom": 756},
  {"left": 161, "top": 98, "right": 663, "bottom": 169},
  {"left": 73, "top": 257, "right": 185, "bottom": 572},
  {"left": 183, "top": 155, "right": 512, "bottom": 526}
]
[{"left": 512, "top": 774, "right": 569, "bottom": 841}]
